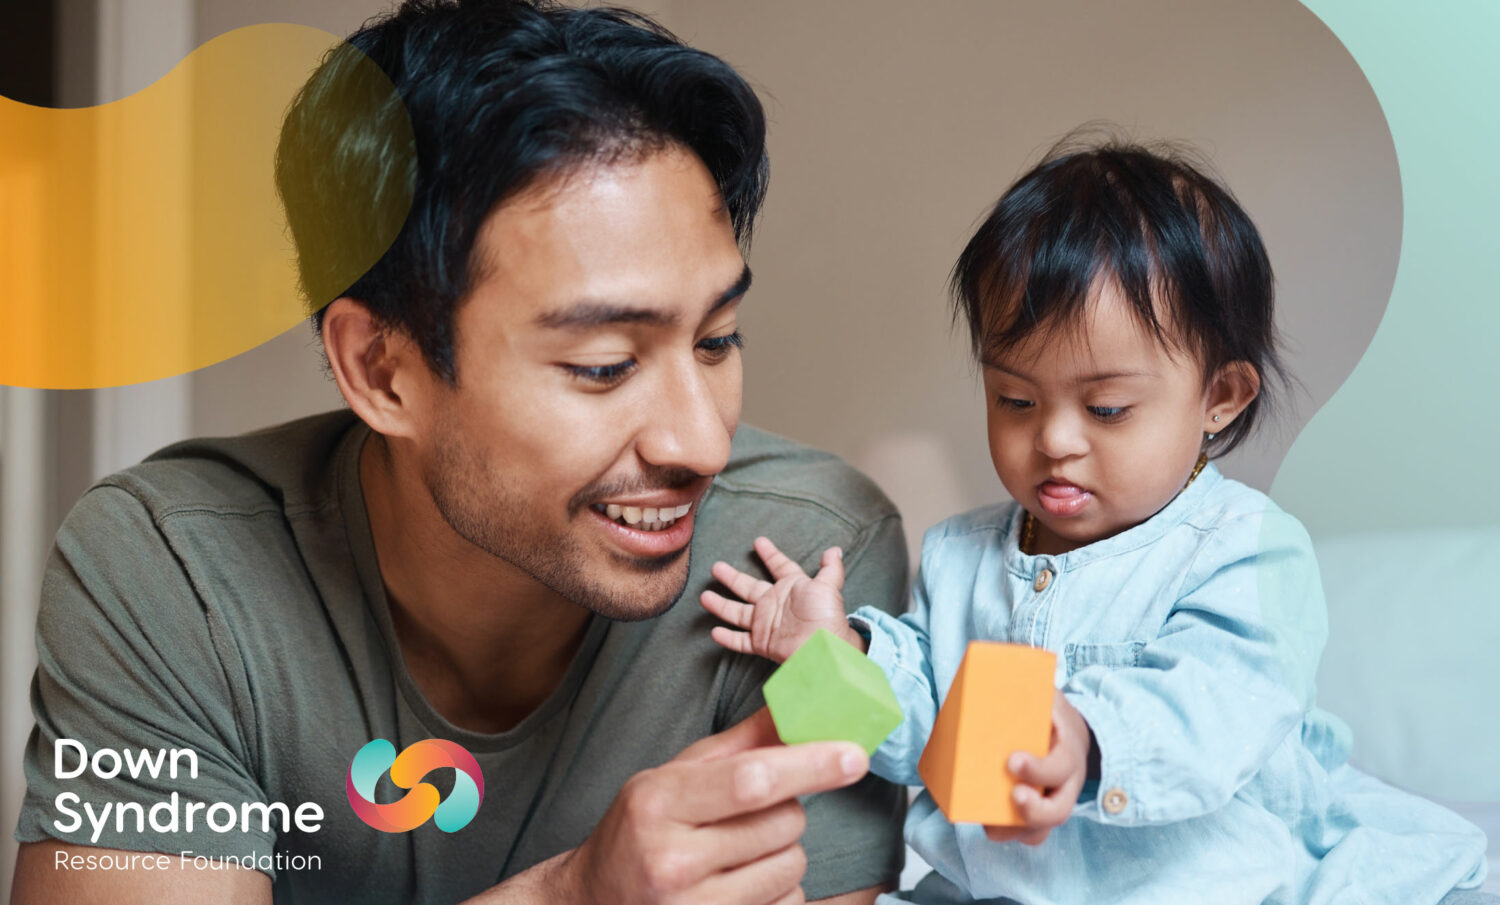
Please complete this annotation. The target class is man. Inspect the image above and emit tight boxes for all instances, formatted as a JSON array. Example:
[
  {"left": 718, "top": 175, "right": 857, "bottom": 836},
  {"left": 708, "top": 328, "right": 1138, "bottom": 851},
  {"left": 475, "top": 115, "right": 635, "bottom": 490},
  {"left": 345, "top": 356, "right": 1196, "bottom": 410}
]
[{"left": 10, "top": 2, "right": 907, "bottom": 902}]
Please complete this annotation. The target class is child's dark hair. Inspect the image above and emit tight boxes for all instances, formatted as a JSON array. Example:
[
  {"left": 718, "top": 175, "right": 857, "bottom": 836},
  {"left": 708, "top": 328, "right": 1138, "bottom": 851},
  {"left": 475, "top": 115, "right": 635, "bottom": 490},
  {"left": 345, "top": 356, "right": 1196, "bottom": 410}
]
[{"left": 950, "top": 136, "right": 1287, "bottom": 457}]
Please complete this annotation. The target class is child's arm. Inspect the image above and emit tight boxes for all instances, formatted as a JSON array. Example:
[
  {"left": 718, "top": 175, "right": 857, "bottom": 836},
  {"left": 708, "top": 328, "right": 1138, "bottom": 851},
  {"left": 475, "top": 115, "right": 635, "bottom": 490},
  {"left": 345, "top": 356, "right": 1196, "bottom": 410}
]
[
  {"left": 701, "top": 536, "right": 865, "bottom": 663},
  {"left": 1060, "top": 508, "right": 1324, "bottom": 827}
]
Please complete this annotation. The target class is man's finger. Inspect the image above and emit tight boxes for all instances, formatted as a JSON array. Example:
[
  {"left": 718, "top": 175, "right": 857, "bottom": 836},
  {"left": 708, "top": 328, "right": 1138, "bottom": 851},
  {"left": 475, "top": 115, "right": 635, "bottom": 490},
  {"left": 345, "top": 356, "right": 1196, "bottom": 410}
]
[
  {"left": 701, "top": 590, "right": 754, "bottom": 628},
  {"left": 813, "top": 547, "right": 844, "bottom": 591},
  {"left": 711, "top": 560, "right": 773, "bottom": 603},
  {"left": 754, "top": 536, "right": 808, "bottom": 582},
  {"left": 663, "top": 740, "right": 868, "bottom": 825},
  {"left": 694, "top": 799, "right": 807, "bottom": 877},
  {"left": 766, "top": 888, "right": 808, "bottom": 905},
  {"left": 694, "top": 841, "right": 808, "bottom": 905}
]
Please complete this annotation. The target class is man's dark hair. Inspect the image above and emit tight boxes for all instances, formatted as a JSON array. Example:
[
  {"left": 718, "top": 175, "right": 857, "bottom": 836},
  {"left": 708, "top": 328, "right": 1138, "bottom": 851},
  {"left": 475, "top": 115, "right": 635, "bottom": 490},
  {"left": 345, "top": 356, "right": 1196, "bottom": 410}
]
[
  {"left": 276, "top": 0, "right": 769, "bottom": 382},
  {"left": 950, "top": 135, "right": 1288, "bottom": 457}
]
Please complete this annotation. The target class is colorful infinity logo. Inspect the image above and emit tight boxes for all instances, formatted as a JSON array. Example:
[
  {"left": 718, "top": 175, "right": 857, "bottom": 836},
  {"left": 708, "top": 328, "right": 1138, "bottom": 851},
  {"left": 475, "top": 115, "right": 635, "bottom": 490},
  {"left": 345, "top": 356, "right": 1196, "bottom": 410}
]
[{"left": 346, "top": 739, "right": 484, "bottom": 833}]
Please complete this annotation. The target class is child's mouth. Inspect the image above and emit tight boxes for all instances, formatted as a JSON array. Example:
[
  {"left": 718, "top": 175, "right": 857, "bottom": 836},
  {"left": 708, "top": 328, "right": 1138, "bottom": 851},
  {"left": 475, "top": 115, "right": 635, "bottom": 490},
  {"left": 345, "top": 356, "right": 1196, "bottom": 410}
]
[{"left": 1037, "top": 480, "right": 1091, "bottom": 517}]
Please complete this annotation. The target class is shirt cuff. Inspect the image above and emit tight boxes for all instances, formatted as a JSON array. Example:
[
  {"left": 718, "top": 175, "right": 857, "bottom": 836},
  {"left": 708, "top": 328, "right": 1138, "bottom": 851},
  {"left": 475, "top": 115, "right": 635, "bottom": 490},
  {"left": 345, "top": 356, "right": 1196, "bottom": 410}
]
[
  {"left": 1064, "top": 688, "right": 1141, "bottom": 825},
  {"left": 848, "top": 609, "right": 897, "bottom": 674},
  {"left": 849, "top": 607, "right": 926, "bottom": 785}
]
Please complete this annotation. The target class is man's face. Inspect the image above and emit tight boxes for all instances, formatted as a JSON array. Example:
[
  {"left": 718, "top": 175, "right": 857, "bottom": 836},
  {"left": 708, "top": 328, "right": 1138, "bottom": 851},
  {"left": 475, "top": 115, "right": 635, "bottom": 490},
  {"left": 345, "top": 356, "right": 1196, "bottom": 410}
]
[
  {"left": 417, "top": 146, "right": 747, "bottom": 620},
  {"left": 982, "top": 280, "right": 1213, "bottom": 554}
]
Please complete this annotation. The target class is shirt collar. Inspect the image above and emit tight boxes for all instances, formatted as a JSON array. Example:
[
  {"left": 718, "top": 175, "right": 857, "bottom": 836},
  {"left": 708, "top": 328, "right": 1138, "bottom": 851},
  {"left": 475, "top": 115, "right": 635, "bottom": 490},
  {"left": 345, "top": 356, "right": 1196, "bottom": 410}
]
[{"left": 1003, "top": 462, "right": 1224, "bottom": 575}]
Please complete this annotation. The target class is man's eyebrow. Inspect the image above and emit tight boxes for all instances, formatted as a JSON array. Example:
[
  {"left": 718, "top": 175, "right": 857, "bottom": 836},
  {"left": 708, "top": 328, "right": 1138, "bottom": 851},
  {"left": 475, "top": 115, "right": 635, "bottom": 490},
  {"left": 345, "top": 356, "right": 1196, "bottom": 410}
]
[
  {"left": 534, "top": 265, "right": 752, "bottom": 330},
  {"left": 709, "top": 264, "right": 753, "bottom": 315}
]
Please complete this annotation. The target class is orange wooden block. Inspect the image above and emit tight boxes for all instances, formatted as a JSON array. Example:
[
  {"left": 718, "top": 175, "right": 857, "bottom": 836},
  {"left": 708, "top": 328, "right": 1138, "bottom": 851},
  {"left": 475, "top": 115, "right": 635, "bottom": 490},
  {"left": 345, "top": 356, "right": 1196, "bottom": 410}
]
[{"left": 918, "top": 641, "right": 1057, "bottom": 825}]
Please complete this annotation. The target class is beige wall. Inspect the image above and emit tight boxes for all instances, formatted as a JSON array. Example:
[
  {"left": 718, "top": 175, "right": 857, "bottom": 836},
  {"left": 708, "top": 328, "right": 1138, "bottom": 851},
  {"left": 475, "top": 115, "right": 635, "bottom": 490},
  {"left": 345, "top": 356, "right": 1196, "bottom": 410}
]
[{"left": 187, "top": 0, "right": 1399, "bottom": 553}]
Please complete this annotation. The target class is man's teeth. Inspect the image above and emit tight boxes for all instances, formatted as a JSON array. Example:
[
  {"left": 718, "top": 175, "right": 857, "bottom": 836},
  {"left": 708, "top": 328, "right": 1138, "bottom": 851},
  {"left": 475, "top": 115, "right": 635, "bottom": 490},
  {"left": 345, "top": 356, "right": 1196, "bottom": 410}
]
[{"left": 595, "top": 502, "right": 693, "bottom": 531}]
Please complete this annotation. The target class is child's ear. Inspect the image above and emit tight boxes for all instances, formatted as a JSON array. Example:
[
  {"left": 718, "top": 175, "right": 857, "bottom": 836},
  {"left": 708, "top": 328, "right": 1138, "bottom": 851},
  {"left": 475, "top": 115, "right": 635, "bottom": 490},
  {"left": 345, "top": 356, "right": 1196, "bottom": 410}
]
[{"left": 1203, "top": 361, "right": 1260, "bottom": 434}]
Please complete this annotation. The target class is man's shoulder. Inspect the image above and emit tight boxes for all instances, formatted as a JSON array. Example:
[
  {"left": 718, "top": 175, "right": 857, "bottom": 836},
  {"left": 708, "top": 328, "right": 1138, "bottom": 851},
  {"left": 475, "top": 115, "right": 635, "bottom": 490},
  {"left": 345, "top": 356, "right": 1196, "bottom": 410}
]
[
  {"left": 90, "top": 410, "right": 360, "bottom": 522},
  {"left": 715, "top": 424, "right": 898, "bottom": 531}
]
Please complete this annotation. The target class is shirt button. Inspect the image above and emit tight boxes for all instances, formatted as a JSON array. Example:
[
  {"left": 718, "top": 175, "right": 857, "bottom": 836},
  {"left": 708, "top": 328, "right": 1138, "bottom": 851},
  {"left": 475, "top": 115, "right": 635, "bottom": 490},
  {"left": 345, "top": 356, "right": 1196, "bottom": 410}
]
[
  {"left": 1103, "top": 787, "right": 1129, "bottom": 815},
  {"left": 1033, "top": 569, "right": 1052, "bottom": 592}
]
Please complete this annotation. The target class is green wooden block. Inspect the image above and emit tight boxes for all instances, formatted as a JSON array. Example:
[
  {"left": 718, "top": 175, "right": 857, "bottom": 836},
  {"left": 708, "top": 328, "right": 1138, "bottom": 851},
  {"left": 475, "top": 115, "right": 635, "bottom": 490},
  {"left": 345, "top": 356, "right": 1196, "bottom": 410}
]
[{"left": 763, "top": 628, "right": 904, "bottom": 755}]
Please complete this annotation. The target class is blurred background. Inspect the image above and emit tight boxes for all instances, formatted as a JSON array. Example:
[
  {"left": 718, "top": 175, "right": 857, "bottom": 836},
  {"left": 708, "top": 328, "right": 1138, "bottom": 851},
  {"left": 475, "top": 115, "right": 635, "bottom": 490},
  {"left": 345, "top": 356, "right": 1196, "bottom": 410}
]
[{"left": 4, "top": 0, "right": 1491, "bottom": 897}]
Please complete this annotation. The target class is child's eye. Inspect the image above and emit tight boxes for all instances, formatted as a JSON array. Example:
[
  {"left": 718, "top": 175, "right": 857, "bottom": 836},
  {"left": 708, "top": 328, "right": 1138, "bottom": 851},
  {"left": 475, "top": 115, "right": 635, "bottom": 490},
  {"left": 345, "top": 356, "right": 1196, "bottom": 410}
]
[
  {"left": 563, "top": 359, "right": 636, "bottom": 385},
  {"left": 1088, "top": 405, "right": 1129, "bottom": 422},
  {"left": 697, "top": 330, "right": 744, "bottom": 361},
  {"left": 997, "top": 395, "right": 1034, "bottom": 411}
]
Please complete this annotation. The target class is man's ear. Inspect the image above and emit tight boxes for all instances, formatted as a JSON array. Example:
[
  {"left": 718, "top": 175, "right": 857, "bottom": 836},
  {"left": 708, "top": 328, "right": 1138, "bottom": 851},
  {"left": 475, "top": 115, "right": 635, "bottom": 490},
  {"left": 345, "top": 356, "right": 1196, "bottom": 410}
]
[
  {"left": 321, "top": 298, "right": 429, "bottom": 439},
  {"left": 1203, "top": 360, "right": 1261, "bottom": 435}
]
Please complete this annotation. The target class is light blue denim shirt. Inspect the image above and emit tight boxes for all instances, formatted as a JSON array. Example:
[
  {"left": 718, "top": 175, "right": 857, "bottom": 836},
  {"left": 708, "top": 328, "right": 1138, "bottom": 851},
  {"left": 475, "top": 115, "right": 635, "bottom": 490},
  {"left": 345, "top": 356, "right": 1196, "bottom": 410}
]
[{"left": 854, "top": 464, "right": 1487, "bottom": 904}]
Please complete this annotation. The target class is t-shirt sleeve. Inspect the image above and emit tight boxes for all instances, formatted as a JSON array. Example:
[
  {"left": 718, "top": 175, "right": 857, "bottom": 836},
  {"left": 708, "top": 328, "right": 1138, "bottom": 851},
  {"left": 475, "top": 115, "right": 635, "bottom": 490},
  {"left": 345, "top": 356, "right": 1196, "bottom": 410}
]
[
  {"left": 13, "top": 484, "right": 277, "bottom": 867},
  {"left": 718, "top": 511, "right": 910, "bottom": 900}
]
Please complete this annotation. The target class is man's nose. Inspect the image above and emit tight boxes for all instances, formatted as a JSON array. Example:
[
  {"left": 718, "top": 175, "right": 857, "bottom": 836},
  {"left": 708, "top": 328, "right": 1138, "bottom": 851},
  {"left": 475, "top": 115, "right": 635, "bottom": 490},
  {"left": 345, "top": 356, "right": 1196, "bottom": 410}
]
[
  {"left": 1034, "top": 409, "right": 1088, "bottom": 460},
  {"left": 633, "top": 364, "right": 734, "bottom": 477}
]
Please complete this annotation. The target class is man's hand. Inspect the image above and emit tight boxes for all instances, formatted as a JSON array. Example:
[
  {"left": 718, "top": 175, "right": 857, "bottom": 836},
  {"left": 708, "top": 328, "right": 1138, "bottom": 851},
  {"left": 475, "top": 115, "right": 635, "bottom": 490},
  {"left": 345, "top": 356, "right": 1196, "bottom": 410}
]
[
  {"left": 983, "top": 690, "right": 1092, "bottom": 846},
  {"left": 700, "top": 536, "right": 863, "bottom": 663},
  {"left": 546, "top": 707, "right": 869, "bottom": 905}
]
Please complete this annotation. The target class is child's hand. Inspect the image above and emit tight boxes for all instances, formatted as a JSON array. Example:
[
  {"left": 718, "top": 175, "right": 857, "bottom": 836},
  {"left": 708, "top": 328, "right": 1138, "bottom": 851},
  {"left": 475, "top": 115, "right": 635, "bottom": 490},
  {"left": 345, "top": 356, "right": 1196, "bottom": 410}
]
[
  {"left": 699, "top": 536, "right": 863, "bottom": 664},
  {"left": 984, "top": 690, "right": 1094, "bottom": 846}
]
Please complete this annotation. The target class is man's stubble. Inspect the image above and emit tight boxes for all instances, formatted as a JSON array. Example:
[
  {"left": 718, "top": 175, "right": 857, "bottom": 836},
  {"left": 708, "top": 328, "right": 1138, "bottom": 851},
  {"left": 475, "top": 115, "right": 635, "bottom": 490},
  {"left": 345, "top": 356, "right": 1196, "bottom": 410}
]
[{"left": 422, "top": 420, "right": 696, "bottom": 622}]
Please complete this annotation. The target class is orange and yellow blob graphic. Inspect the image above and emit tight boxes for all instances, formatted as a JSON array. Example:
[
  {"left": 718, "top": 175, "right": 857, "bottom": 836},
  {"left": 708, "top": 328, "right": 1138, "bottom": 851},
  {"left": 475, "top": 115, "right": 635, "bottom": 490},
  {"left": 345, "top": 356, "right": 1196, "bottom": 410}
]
[{"left": 0, "top": 24, "right": 413, "bottom": 388}]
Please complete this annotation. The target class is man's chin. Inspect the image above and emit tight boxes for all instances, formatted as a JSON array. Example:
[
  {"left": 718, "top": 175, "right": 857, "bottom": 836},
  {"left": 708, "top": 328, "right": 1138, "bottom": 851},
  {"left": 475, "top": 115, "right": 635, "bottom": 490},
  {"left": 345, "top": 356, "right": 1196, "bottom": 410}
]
[{"left": 582, "top": 546, "right": 692, "bottom": 622}]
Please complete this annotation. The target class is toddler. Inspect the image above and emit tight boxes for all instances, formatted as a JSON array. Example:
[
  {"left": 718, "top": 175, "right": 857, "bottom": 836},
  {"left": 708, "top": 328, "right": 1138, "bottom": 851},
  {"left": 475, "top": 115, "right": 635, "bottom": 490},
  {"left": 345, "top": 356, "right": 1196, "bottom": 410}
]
[{"left": 701, "top": 141, "right": 1489, "bottom": 904}]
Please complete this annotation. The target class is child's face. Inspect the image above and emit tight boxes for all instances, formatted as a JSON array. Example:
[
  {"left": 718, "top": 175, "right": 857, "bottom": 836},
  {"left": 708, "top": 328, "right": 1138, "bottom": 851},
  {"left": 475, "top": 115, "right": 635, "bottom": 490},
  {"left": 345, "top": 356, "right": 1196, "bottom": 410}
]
[{"left": 982, "top": 280, "right": 1251, "bottom": 556}]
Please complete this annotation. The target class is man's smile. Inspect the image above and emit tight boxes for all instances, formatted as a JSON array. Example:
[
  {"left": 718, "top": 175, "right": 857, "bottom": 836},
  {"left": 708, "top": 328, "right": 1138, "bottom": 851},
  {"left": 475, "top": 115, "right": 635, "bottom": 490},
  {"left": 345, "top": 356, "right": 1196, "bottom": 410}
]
[
  {"left": 592, "top": 498, "right": 695, "bottom": 531},
  {"left": 588, "top": 502, "right": 698, "bottom": 559}
]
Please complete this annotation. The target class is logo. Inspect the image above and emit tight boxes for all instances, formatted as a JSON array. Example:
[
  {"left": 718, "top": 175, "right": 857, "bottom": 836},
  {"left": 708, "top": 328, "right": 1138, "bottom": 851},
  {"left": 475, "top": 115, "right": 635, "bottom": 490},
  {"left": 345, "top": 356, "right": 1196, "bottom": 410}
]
[{"left": 346, "top": 739, "right": 484, "bottom": 833}]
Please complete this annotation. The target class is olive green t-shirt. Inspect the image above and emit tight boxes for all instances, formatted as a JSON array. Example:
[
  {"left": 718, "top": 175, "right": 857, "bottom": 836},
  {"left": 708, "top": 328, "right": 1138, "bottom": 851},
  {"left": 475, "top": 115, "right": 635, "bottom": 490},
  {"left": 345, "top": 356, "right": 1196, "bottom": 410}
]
[{"left": 15, "top": 411, "right": 909, "bottom": 904}]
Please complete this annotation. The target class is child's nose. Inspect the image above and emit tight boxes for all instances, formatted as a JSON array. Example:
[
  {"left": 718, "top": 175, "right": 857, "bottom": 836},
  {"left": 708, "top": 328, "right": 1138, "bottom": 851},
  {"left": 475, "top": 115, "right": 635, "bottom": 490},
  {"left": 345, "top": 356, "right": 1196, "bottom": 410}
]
[{"left": 1034, "top": 412, "right": 1089, "bottom": 460}]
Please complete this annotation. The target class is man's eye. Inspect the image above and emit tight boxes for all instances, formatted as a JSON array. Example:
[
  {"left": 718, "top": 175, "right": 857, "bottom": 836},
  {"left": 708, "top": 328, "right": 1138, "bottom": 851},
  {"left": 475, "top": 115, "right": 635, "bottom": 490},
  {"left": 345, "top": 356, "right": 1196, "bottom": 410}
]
[
  {"left": 997, "top": 395, "right": 1034, "bottom": 411},
  {"left": 698, "top": 330, "right": 744, "bottom": 359},
  {"left": 1088, "top": 405, "right": 1129, "bottom": 422},
  {"left": 563, "top": 360, "right": 636, "bottom": 384}
]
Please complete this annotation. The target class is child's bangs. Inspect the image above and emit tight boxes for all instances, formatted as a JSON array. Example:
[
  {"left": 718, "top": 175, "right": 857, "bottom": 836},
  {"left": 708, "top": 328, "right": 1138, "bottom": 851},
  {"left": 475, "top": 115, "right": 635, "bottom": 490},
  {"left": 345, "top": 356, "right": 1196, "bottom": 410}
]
[
  {"left": 966, "top": 235, "right": 1183, "bottom": 368},
  {"left": 954, "top": 160, "right": 1186, "bottom": 366},
  {"left": 949, "top": 135, "right": 1285, "bottom": 456}
]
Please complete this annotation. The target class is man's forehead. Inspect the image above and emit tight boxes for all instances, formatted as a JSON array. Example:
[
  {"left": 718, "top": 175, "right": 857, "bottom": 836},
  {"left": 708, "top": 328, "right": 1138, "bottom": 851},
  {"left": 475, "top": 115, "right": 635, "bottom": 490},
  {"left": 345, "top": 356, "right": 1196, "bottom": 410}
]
[
  {"left": 467, "top": 149, "right": 737, "bottom": 285},
  {"left": 482, "top": 149, "right": 727, "bottom": 242},
  {"left": 503, "top": 150, "right": 728, "bottom": 216}
]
